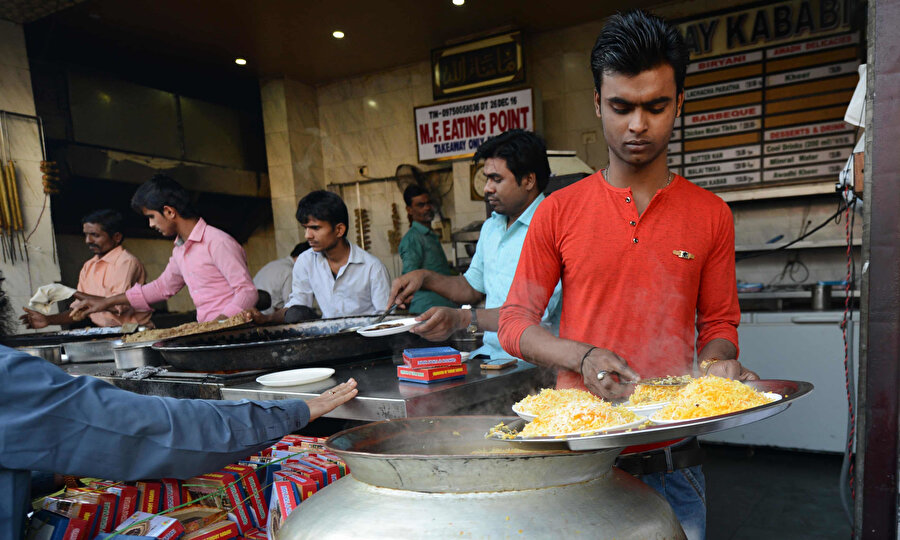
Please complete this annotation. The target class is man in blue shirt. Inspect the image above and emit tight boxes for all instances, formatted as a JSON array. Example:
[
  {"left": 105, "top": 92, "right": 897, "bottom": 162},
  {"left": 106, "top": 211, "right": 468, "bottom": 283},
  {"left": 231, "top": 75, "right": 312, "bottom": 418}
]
[
  {"left": 398, "top": 185, "right": 457, "bottom": 314},
  {"left": 0, "top": 345, "right": 357, "bottom": 538},
  {"left": 387, "top": 129, "right": 561, "bottom": 360}
]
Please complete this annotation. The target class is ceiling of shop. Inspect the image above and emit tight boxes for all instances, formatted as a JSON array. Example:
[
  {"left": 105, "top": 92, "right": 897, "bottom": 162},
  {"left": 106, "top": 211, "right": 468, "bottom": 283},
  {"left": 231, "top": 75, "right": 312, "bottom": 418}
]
[{"left": 20, "top": 0, "right": 668, "bottom": 86}]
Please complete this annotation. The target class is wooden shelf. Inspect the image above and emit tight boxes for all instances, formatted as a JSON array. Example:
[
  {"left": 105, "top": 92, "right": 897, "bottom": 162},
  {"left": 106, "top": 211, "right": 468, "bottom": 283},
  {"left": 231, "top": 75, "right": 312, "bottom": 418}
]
[{"left": 717, "top": 181, "right": 838, "bottom": 203}]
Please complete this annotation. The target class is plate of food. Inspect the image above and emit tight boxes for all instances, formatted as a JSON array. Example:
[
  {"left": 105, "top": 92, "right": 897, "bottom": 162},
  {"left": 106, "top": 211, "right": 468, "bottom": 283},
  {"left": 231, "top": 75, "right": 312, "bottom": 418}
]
[
  {"left": 624, "top": 401, "right": 670, "bottom": 418},
  {"left": 517, "top": 417, "right": 647, "bottom": 439},
  {"left": 357, "top": 317, "right": 422, "bottom": 337},
  {"left": 256, "top": 367, "right": 336, "bottom": 387},
  {"left": 648, "top": 375, "right": 782, "bottom": 424},
  {"left": 511, "top": 402, "right": 537, "bottom": 422}
]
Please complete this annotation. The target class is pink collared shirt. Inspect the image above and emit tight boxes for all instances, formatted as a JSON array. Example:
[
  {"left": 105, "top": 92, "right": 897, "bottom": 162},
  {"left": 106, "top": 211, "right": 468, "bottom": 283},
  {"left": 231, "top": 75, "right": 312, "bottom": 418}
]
[
  {"left": 78, "top": 245, "right": 152, "bottom": 327},
  {"left": 125, "top": 218, "right": 257, "bottom": 322}
]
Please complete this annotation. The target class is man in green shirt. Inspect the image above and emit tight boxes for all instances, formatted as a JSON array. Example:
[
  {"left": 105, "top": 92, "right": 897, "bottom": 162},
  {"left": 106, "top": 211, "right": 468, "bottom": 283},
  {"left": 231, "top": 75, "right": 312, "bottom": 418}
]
[{"left": 399, "top": 185, "right": 458, "bottom": 314}]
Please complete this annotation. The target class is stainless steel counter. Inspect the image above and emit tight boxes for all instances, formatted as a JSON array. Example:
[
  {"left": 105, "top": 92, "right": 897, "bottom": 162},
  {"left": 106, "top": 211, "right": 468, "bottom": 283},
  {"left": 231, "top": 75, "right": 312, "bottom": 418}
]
[{"left": 221, "top": 358, "right": 553, "bottom": 422}]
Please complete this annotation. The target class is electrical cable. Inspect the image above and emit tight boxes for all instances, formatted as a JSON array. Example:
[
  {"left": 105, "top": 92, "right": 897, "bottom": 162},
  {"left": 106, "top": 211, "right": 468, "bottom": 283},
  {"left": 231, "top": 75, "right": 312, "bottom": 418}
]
[
  {"left": 736, "top": 203, "right": 848, "bottom": 261},
  {"left": 838, "top": 183, "right": 858, "bottom": 527}
]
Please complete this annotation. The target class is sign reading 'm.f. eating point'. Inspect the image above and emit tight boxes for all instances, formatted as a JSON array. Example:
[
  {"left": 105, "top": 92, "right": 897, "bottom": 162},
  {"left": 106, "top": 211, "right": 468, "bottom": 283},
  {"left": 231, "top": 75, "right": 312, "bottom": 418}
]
[{"left": 414, "top": 88, "right": 533, "bottom": 162}]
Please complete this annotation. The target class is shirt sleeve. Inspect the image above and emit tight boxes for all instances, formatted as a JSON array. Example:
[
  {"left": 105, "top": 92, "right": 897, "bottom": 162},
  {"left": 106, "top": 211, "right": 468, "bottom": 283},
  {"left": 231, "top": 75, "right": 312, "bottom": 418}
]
[
  {"left": 108, "top": 256, "right": 149, "bottom": 318},
  {"left": 126, "top": 256, "right": 185, "bottom": 312},
  {"left": 285, "top": 256, "right": 315, "bottom": 309},
  {"left": 278, "top": 269, "right": 294, "bottom": 311},
  {"left": 369, "top": 259, "right": 392, "bottom": 311},
  {"left": 695, "top": 203, "right": 741, "bottom": 357},
  {"left": 399, "top": 231, "right": 424, "bottom": 274},
  {"left": 0, "top": 347, "right": 310, "bottom": 480},
  {"left": 462, "top": 223, "right": 489, "bottom": 294},
  {"left": 498, "top": 199, "right": 563, "bottom": 358},
  {"left": 208, "top": 235, "right": 258, "bottom": 316}
]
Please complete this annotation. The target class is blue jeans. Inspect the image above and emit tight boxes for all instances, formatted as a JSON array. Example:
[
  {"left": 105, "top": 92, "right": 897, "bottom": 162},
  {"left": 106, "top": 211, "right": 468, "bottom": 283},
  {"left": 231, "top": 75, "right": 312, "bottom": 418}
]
[{"left": 641, "top": 465, "right": 706, "bottom": 540}]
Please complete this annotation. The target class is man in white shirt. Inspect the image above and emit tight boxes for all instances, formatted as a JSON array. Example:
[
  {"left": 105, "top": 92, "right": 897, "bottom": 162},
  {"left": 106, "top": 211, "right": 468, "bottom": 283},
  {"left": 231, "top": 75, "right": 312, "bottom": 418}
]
[
  {"left": 252, "top": 191, "right": 390, "bottom": 323},
  {"left": 253, "top": 243, "right": 309, "bottom": 314}
]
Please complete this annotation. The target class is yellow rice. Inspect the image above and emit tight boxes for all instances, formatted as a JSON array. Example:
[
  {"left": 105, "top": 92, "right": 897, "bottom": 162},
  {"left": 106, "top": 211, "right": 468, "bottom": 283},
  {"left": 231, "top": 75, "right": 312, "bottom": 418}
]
[{"left": 655, "top": 375, "right": 776, "bottom": 421}]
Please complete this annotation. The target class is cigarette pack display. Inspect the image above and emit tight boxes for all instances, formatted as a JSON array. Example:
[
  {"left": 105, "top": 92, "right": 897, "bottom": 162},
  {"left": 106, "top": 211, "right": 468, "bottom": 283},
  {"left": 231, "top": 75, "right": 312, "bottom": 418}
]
[
  {"left": 273, "top": 471, "right": 317, "bottom": 500},
  {"left": 239, "top": 460, "right": 275, "bottom": 504},
  {"left": 267, "top": 481, "right": 301, "bottom": 539},
  {"left": 41, "top": 495, "right": 98, "bottom": 537},
  {"left": 28, "top": 509, "right": 90, "bottom": 540},
  {"left": 402, "top": 346, "right": 462, "bottom": 368},
  {"left": 301, "top": 456, "right": 340, "bottom": 484},
  {"left": 181, "top": 520, "right": 240, "bottom": 540},
  {"left": 135, "top": 481, "right": 162, "bottom": 514},
  {"left": 397, "top": 364, "right": 467, "bottom": 384},
  {"left": 284, "top": 460, "right": 327, "bottom": 487},
  {"left": 310, "top": 452, "right": 350, "bottom": 476},
  {"left": 113, "top": 511, "right": 184, "bottom": 539},
  {"left": 241, "top": 528, "right": 268, "bottom": 539},
  {"left": 165, "top": 505, "right": 227, "bottom": 534},
  {"left": 66, "top": 488, "right": 117, "bottom": 535},
  {"left": 159, "top": 479, "right": 182, "bottom": 511},
  {"left": 185, "top": 472, "right": 253, "bottom": 534},
  {"left": 223, "top": 464, "right": 267, "bottom": 528},
  {"left": 91, "top": 482, "right": 137, "bottom": 528}
]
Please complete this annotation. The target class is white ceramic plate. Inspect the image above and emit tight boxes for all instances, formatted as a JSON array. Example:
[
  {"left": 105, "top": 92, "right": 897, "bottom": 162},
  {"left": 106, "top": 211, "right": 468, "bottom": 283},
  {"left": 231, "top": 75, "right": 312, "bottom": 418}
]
[
  {"left": 256, "top": 367, "right": 336, "bottom": 387},
  {"left": 625, "top": 401, "right": 669, "bottom": 418},
  {"left": 357, "top": 317, "right": 422, "bottom": 337},
  {"left": 648, "top": 392, "right": 783, "bottom": 424},
  {"left": 511, "top": 402, "right": 536, "bottom": 422},
  {"left": 518, "top": 417, "right": 647, "bottom": 439}
]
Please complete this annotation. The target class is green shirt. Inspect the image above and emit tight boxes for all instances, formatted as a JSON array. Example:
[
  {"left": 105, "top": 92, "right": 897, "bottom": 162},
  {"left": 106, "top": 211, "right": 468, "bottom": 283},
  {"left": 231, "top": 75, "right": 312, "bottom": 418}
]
[{"left": 399, "top": 221, "right": 458, "bottom": 314}]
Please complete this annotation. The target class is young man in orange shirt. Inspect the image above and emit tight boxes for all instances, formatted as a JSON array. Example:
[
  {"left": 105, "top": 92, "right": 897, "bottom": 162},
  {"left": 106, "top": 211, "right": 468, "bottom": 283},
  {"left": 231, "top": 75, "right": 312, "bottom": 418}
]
[
  {"left": 498, "top": 10, "right": 757, "bottom": 540},
  {"left": 20, "top": 209, "right": 151, "bottom": 329}
]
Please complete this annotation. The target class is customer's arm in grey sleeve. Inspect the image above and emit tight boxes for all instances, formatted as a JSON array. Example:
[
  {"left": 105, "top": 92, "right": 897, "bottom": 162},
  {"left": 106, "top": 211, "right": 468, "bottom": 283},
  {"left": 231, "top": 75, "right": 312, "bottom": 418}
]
[{"left": 0, "top": 346, "right": 309, "bottom": 481}]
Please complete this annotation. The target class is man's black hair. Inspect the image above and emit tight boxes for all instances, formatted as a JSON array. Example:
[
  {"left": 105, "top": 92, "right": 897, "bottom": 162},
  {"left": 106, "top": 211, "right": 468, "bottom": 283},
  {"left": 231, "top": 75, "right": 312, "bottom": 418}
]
[
  {"left": 290, "top": 242, "right": 310, "bottom": 258},
  {"left": 590, "top": 9, "right": 690, "bottom": 97},
  {"left": 81, "top": 209, "right": 125, "bottom": 237},
  {"left": 130, "top": 174, "right": 198, "bottom": 218},
  {"left": 295, "top": 190, "right": 349, "bottom": 230},
  {"left": 473, "top": 129, "right": 551, "bottom": 192},
  {"left": 403, "top": 185, "right": 429, "bottom": 207}
]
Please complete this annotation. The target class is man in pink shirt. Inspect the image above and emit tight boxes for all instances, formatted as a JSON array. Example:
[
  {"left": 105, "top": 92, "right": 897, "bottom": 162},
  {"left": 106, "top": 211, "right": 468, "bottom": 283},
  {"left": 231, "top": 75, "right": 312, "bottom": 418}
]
[
  {"left": 20, "top": 209, "right": 151, "bottom": 329},
  {"left": 71, "top": 175, "right": 257, "bottom": 323}
]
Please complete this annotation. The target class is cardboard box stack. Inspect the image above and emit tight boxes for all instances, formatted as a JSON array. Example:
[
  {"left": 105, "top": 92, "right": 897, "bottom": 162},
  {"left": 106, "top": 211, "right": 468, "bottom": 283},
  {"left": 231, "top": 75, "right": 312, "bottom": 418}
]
[
  {"left": 24, "top": 436, "right": 349, "bottom": 540},
  {"left": 397, "top": 346, "right": 467, "bottom": 383}
]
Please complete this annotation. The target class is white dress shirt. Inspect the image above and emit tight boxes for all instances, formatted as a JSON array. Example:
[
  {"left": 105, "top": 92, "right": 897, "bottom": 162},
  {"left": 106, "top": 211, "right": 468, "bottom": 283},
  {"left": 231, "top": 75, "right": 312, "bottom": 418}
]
[
  {"left": 253, "top": 256, "right": 295, "bottom": 314},
  {"left": 285, "top": 242, "right": 390, "bottom": 318}
]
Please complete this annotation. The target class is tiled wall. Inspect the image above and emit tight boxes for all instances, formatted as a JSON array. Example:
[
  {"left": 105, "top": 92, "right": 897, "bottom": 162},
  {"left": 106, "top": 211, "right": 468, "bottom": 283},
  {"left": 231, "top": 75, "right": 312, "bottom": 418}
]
[{"left": 0, "top": 19, "right": 62, "bottom": 332}]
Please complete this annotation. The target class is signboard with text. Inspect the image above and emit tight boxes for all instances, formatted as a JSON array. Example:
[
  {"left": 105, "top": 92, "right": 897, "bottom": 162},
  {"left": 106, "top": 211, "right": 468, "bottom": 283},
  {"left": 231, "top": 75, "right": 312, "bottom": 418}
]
[{"left": 414, "top": 88, "right": 533, "bottom": 162}]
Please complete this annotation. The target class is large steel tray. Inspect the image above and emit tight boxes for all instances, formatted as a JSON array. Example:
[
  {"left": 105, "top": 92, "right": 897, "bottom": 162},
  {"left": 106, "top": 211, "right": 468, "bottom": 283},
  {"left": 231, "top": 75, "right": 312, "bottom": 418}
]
[
  {"left": 152, "top": 315, "right": 435, "bottom": 371},
  {"left": 2, "top": 326, "right": 126, "bottom": 347},
  {"left": 488, "top": 379, "right": 813, "bottom": 451}
]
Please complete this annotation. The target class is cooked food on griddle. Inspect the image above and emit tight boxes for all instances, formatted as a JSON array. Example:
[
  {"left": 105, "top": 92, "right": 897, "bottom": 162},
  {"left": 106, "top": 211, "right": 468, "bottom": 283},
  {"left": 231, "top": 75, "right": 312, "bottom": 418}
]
[{"left": 123, "top": 312, "right": 250, "bottom": 343}]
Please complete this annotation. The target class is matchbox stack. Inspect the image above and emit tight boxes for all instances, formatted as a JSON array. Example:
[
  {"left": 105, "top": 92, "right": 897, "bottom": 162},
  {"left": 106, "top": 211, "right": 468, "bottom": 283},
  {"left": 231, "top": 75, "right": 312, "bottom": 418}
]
[
  {"left": 397, "top": 346, "right": 467, "bottom": 383},
  {"left": 24, "top": 436, "right": 348, "bottom": 540}
]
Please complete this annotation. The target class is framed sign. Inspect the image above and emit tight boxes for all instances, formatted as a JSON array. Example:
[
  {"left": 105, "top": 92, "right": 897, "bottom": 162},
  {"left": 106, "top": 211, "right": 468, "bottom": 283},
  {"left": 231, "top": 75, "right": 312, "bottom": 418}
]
[
  {"left": 414, "top": 88, "right": 533, "bottom": 162},
  {"left": 432, "top": 31, "right": 525, "bottom": 99},
  {"left": 672, "top": 0, "right": 862, "bottom": 191}
]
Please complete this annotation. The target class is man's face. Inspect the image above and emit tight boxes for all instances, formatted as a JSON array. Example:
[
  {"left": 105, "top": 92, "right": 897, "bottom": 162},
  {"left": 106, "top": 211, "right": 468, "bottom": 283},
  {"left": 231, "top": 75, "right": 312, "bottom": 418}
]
[
  {"left": 142, "top": 207, "right": 177, "bottom": 237},
  {"left": 407, "top": 193, "right": 434, "bottom": 225},
  {"left": 83, "top": 222, "right": 119, "bottom": 257},
  {"left": 482, "top": 157, "right": 534, "bottom": 217},
  {"left": 594, "top": 63, "right": 683, "bottom": 169},
  {"left": 302, "top": 217, "right": 345, "bottom": 252}
]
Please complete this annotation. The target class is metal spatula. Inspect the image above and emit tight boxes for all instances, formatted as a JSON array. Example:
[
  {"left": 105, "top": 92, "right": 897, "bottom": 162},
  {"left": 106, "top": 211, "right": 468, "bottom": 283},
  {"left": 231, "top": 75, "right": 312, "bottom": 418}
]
[{"left": 372, "top": 303, "right": 398, "bottom": 325}]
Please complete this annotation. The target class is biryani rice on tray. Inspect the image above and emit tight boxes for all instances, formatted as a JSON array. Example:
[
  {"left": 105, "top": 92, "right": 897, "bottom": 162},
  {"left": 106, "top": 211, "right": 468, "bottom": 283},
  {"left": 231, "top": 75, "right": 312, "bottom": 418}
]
[
  {"left": 514, "top": 389, "right": 643, "bottom": 437},
  {"left": 627, "top": 375, "right": 693, "bottom": 406},
  {"left": 654, "top": 375, "right": 778, "bottom": 421}
]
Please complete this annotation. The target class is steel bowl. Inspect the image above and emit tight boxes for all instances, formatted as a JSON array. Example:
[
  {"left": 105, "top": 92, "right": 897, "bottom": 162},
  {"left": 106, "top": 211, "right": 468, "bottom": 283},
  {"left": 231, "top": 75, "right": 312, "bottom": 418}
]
[
  {"left": 16, "top": 344, "right": 64, "bottom": 364},
  {"left": 113, "top": 342, "right": 163, "bottom": 370}
]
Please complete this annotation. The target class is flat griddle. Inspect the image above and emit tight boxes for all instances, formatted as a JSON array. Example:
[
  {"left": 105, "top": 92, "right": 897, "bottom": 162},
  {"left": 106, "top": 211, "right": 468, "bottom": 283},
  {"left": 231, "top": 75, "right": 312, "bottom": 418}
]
[
  {"left": 152, "top": 315, "right": 436, "bottom": 371},
  {"left": 1, "top": 326, "right": 126, "bottom": 347}
]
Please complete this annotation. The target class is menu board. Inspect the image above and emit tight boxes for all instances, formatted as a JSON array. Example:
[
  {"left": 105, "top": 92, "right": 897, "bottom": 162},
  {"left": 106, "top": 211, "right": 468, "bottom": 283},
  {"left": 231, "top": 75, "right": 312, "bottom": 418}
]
[{"left": 673, "top": 1, "right": 861, "bottom": 190}]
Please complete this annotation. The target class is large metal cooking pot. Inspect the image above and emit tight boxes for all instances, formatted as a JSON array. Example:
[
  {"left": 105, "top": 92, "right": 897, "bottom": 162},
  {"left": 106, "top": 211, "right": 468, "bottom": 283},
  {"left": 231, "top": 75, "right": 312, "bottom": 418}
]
[
  {"left": 279, "top": 416, "right": 685, "bottom": 539},
  {"left": 152, "top": 316, "right": 435, "bottom": 371}
]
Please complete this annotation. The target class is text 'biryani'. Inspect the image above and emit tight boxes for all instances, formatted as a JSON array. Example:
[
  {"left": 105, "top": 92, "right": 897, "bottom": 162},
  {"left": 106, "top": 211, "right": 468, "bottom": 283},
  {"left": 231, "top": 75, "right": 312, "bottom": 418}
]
[{"left": 654, "top": 375, "right": 778, "bottom": 421}]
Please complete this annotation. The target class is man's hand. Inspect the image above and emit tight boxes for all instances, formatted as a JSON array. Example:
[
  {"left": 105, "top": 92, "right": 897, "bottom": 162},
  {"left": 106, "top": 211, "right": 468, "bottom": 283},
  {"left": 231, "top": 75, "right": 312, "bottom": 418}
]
[
  {"left": 410, "top": 307, "right": 468, "bottom": 341},
  {"left": 387, "top": 270, "right": 427, "bottom": 309},
  {"left": 704, "top": 359, "right": 760, "bottom": 381},
  {"left": 69, "top": 292, "right": 108, "bottom": 320},
  {"left": 580, "top": 347, "right": 641, "bottom": 400},
  {"left": 20, "top": 307, "right": 49, "bottom": 329},
  {"left": 307, "top": 378, "right": 358, "bottom": 421},
  {"left": 242, "top": 308, "right": 272, "bottom": 325}
]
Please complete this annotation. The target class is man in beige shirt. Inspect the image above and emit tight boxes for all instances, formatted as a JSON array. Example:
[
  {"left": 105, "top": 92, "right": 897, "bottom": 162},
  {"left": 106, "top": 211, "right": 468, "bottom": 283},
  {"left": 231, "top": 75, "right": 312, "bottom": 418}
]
[{"left": 21, "top": 209, "right": 151, "bottom": 329}]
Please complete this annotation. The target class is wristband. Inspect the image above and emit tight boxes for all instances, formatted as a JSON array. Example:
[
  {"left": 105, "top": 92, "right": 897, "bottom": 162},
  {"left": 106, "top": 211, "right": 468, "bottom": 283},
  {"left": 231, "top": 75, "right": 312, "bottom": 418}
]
[
  {"left": 580, "top": 346, "right": 598, "bottom": 376},
  {"left": 699, "top": 358, "right": 720, "bottom": 375}
]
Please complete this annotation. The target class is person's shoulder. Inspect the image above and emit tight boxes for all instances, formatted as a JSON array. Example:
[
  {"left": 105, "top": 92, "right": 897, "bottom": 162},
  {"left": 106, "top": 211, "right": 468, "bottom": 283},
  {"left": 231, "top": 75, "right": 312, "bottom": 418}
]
[
  {"left": 675, "top": 176, "right": 731, "bottom": 212},
  {"left": 118, "top": 246, "right": 143, "bottom": 264},
  {"left": 203, "top": 222, "right": 241, "bottom": 245},
  {"left": 546, "top": 170, "right": 603, "bottom": 202}
]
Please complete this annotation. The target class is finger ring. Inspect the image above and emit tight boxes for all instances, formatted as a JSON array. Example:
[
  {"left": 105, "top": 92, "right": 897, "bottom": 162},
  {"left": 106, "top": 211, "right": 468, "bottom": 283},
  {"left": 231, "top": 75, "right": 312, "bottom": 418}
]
[
  {"left": 330, "top": 390, "right": 335, "bottom": 395},
  {"left": 597, "top": 370, "right": 609, "bottom": 381}
]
